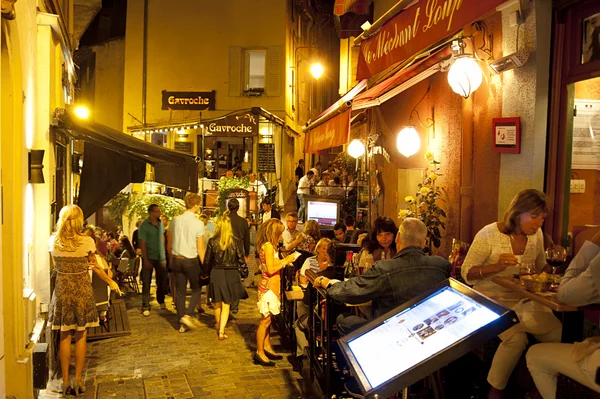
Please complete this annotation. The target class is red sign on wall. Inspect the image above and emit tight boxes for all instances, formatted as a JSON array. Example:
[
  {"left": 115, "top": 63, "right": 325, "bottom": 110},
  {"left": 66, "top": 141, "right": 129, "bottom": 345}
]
[
  {"left": 356, "top": 0, "right": 505, "bottom": 80},
  {"left": 304, "top": 110, "right": 351, "bottom": 154}
]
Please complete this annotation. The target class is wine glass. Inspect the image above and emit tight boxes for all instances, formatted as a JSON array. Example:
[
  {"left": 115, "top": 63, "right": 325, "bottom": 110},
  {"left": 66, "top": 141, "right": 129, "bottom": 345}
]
[{"left": 545, "top": 245, "right": 567, "bottom": 289}]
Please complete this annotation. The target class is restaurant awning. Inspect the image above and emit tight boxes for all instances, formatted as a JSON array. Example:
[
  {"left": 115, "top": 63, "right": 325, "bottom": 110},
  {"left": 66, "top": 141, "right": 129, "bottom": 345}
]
[
  {"left": 333, "top": 0, "right": 372, "bottom": 39},
  {"left": 304, "top": 109, "right": 352, "bottom": 154},
  {"left": 56, "top": 109, "right": 199, "bottom": 218}
]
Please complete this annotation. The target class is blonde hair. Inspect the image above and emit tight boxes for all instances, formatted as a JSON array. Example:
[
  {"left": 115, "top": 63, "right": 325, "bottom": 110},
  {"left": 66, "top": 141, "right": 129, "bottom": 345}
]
[
  {"left": 304, "top": 220, "right": 321, "bottom": 241},
  {"left": 52, "top": 205, "right": 86, "bottom": 252},
  {"left": 214, "top": 212, "right": 233, "bottom": 250},
  {"left": 184, "top": 193, "right": 202, "bottom": 209},
  {"left": 314, "top": 237, "right": 332, "bottom": 256},
  {"left": 256, "top": 218, "right": 284, "bottom": 255}
]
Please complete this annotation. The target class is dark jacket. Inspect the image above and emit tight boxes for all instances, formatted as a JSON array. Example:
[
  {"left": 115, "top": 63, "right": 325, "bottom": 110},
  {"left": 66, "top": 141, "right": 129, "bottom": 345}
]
[
  {"left": 230, "top": 210, "right": 250, "bottom": 256},
  {"left": 327, "top": 246, "right": 451, "bottom": 318},
  {"left": 270, "top": 208, "right": 281, "bottom": 221},
  {"left": 202, "top": 236, "right": 246, "bottom": 276}
]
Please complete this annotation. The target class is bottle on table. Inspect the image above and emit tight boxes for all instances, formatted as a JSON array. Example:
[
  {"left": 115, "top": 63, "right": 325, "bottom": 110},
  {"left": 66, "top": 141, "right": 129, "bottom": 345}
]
[{"left": 343, "top": 251, "right": 354, "bottom": 281}]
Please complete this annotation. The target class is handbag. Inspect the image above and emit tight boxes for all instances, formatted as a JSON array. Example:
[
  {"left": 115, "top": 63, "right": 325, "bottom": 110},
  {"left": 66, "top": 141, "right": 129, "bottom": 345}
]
[{"left": 239, "top": 262, "right": 249, "bottom": 279}]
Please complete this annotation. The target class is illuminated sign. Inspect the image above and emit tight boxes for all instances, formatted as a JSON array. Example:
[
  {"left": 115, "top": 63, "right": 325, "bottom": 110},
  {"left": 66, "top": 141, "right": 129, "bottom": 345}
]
[{"left": 161, "top": 90, "right": 216, "bottom": 110}]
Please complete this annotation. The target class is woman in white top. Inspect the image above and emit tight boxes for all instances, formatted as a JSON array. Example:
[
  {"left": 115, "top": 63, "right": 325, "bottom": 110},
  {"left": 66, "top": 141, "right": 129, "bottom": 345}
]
[
  {"left": 49, "top": 205, "right": 120, "bottom": 395},
  {"left": 461, "top": 189, "right": 561, "bottom": 398}
]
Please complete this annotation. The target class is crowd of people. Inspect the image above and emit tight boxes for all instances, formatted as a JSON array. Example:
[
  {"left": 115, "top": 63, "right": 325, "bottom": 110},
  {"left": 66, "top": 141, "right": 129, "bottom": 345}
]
[{"left": 47, "top": 184, "right": 599, "bottom": 398}]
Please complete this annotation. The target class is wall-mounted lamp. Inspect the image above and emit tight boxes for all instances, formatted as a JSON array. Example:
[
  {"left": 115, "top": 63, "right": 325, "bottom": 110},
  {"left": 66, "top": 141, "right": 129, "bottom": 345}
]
[
  {"left": 73, "top": 105, "right": 90, "bottom": 119},
  {"left": 310, "top": 62, "right": 324, "bottom": 80},
  {"left": 177, "top": 129, "right": 188, "bottom": 138},
  {"left": 396, "top": 127, "right": 420, "bottom": 158},
  {"left": 489, "top": 51, "right": 529, "bottom": 74},
  {"left": 347, "top": 139, "right": 366, "bottom": 158},
  {"left": 447, "top": 39, "right": 483, "bottom": 98},
  {"left": 28, "top": 149, "right": 45, "bottom": 184}
]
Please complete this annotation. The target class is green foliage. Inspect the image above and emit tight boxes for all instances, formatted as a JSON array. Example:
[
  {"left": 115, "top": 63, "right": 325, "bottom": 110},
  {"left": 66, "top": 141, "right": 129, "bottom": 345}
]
[
  {"left": 398, "top": 152, "right": 447, "bottom": 252},
  {"left": 216, "top": 176, "right": 249, "bottom": 213},
  {"left": 107, "top": 193, "right": 130, "bottom": 226},
  {"left": 126, "top": 193, "right": 186, "bottom": 221}
]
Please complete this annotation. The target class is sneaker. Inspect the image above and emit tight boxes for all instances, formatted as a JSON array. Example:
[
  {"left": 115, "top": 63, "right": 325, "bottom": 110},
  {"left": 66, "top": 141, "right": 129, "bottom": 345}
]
[
  {"left": 142, "top": 310, "right": 150, "bottom": 317},
  {"left": 180, "top": 315, "right": 198, "bottom": 330},
  {"left": 178, "top": 325, "right": 189, "bottom": 333},
  {"left": 159, "top": 303, "right": 167, "bottom": 310}
]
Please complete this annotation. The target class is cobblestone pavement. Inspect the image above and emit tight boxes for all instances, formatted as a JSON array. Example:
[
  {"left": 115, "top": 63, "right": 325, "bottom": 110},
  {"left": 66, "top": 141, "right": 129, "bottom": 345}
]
[{"left": 40, "top": 283, "right": 317, "bottom": 399}]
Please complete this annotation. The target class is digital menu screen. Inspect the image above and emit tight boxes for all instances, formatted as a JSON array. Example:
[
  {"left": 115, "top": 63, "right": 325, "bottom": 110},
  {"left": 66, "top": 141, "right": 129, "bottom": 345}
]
[
  {"left": 306, "top": 200, "right": 338, "bottom": 226},
  {"left": 347, "top": 286, "right": 501, "bottom": 389}
]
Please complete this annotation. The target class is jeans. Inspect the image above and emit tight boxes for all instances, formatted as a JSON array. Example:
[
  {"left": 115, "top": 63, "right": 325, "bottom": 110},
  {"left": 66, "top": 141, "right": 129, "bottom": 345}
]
[
  {"left": 141, "top": 259, "right": 168, "bottom": 310},
  {"left": 526, "top": 342, "right": 600, "bottom": 398},
  {"left": 336, "top": 313, "right": 368, "bottom": 335},
  {"left": 297, "top": 194, "right": 306, "bottom": 221},
  {"left": 172, "top": 257, "right": 202, "bottom": 321}
]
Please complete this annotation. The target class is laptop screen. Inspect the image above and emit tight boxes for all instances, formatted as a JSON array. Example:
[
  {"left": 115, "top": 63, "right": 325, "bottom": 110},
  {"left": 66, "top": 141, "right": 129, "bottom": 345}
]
[{"left": 346, "top": 285, "right": 501, "bottom": 390}]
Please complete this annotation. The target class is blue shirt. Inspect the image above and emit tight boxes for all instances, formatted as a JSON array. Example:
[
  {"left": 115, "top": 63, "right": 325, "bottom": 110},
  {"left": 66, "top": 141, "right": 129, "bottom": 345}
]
[{"left": 138, "top": 218, "right": 165, "bottom": 260}]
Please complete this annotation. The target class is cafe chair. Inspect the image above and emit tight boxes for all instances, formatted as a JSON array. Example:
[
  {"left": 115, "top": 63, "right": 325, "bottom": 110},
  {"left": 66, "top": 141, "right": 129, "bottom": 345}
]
[{"left": 119, "top": 257, "right": 141, "bottom": 294}]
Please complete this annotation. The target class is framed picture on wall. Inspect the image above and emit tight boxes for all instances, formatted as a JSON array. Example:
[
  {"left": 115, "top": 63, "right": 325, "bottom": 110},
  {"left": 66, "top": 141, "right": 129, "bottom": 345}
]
[
  {"left": 492, "top": 117, "right": 521, "bottom": 154},
  {"left": 581, "top": 12, "right": 600, "bottom": 64}
]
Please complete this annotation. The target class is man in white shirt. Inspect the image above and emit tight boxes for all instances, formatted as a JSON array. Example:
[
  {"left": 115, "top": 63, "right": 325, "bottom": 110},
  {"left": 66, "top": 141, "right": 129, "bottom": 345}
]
[
  {"left": 248, "top": 172, "right": 267, "bottom": 199},
  {"left": 328, "top": 176, "right": 346, "bottom": 197},
  {"left": 282, "top": 212, "right": 302, "bottom": 251},
  {"left": 315, "top": 172, "right": 331, "bottom": 196},
  {"left": 296, "top": 170, "right": 315, "bottom": 222},
  {"left": 309, "top": 162, "right": 321, "bottom": 182},
  {"left": 167, "top": 193, "right": 206, "bottom": 333}
]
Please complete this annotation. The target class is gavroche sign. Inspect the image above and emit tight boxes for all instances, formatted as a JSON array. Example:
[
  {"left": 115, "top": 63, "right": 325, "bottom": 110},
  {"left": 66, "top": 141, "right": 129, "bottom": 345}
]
[
  {"left": 161, "top": 90, "right": 216, "bottom": 111},
  {"left": 206, "top": 113, "right": 258, "bottom": 136}
]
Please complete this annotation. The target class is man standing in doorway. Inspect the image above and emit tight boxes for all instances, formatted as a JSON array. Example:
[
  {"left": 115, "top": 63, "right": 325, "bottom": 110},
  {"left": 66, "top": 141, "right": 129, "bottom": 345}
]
[
  {"left": 227, "top": 198, "right": 249, "bottom": 315},
  {"left": 139, "top": 204, "right": 168, "bottom": 317},
  {"left": 168, "top": 193, "right": 206, "bottom": 332},
  {"left": 295, "top": 160, "right": 305, "bottom": 210},
  {"left": 297, "top": 170, "right": 315, "bottom": 223}
]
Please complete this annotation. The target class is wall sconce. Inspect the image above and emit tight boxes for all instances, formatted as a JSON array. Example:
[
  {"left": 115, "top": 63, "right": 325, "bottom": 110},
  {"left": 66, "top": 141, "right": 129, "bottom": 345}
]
[
  {"left": 447, "top": 39, "right": 483, "bottom": 98},
  {"left": 177, "top": 129, "right": 188, "bottom": 138},
  {"left": 347, "top": 139, "right": 366, "bottom": 158},
  {"left": 396, "top": 127, "right": 420, "bottom": 158},
  {"left": 310, "top": 62, "right": 324, "bottom": 80},
  {"left": 28, "top": 149, "right": 45, "bottom": 184}
]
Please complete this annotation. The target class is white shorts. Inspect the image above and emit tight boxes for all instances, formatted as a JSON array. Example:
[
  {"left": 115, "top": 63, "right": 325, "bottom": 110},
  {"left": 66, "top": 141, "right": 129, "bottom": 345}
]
[{"left": 257, "top": 290, "right": 280, "bottom": 318}]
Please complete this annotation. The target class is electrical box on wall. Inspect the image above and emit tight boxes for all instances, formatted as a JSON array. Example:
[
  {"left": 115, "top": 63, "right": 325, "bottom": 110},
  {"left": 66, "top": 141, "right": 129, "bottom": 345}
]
[{"left": 570, "top": 179, "right": 586, "bottom": 193}]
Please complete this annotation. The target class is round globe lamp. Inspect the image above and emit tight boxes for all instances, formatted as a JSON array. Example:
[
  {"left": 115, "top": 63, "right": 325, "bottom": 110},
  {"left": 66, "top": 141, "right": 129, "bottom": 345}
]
[
  {"left": 310, "top": 62, "right": 324, "bottom": 79},
  {"left": 73, "top": 105, "right": 90, "bottom": 119},
  {"left": 396, "top": 126, "right": 420, "bottom": 158},
  {"left": 447, "top": 56, "right": 483, "bottom": 98},
  {"left": 347, "top": 139, "right": 366, "bottom": 158}
]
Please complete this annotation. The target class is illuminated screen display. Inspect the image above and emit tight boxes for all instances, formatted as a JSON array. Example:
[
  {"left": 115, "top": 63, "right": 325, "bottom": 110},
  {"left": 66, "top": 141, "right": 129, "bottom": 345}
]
[
  {"left": 306, "top": 200, "right": 338, "bottom": 226},
  {"left": 347, "top": 286, "right": 500, "bottom": 389}
]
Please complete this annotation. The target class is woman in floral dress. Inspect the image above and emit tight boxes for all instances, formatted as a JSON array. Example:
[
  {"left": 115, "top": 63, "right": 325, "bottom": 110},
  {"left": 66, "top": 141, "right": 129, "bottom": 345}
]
[
  {"left": 49, "top": 205, "right": 120, "bottom": 395},
  {"left": 254, "top": 218, "right": 299, "bottom": 366}
]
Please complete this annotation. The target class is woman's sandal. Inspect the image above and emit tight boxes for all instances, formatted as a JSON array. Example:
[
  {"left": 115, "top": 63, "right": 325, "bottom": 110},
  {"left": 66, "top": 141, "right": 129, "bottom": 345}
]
[
  {"left": 73, "top": 379, "right": 86, "bottom": 396},
  {"left": 61, "top": 379, "right": 71, "bottom": 396}
]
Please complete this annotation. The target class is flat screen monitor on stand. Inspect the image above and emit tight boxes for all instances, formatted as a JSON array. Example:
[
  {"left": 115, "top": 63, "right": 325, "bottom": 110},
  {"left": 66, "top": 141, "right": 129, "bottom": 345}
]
[
  {"left": 337, "top": 278, "right": 517, "bottom": 399},
  {"left": 304, "top": 196, "right": 341, "bottom": 228}
]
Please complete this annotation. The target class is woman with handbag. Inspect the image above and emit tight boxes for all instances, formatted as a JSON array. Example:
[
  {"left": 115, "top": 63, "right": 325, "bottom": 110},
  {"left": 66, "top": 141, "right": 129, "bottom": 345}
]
[{"left": 203, "top": 212, "right": 249, "bottom": 340}]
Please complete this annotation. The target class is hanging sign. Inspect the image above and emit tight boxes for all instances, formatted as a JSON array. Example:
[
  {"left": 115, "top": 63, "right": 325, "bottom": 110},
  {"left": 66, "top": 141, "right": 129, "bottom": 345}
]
[
  {"left": 304, "top": 109, "right": 351, "bottom": 153},
  {"left": 356, "top": 0, "right": 505, "bottom": 80},
  {"left": 161, "top": 90, "right": 216, "bottom": 110},
  {"left": 206, "top": 113, "right": 258, "bottom": 136}
]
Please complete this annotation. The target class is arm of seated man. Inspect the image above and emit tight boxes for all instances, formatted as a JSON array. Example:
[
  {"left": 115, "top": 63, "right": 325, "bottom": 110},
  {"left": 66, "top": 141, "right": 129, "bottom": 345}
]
[{"left": 314, "top": 267, "right": 384, "bottom": 305}]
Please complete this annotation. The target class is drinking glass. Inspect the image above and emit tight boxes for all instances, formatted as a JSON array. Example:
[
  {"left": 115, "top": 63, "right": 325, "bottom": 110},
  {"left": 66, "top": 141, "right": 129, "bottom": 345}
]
[
  {"left": 519, "top": 262, "right": 535, "bottom": 277},
  {"left": 545, "top": 245, "right": 567, "bottom": 289}
]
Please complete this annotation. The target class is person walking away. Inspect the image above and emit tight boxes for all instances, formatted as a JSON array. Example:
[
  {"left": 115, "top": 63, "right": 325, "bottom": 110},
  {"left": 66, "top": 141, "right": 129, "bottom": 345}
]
[
  {"left": 138, "top": 204, "right": 168, "bottom": 316},
  {"left": 49, "top": 205, "right": 121, "bottom": 395},
  {"left": 296, "top": 170, "right": 315, "bottom": 223},
  {"left": 244, "top": 217, "right": 258, "bottom": 288},
  {"left": 227, "top": 198, "right": 249, "bottom": 314},
  {"left": 167, "top": 194, "right": 206, "bottom": 332},
  {"left": 204, "top": 213, "right": 249, "bottom": 340}
]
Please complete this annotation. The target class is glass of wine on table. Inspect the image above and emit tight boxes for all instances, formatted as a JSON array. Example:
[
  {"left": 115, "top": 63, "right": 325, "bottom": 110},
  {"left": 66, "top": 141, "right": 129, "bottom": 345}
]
[{"left": 545, "top": 245, "right": 567, "bottom": 292}]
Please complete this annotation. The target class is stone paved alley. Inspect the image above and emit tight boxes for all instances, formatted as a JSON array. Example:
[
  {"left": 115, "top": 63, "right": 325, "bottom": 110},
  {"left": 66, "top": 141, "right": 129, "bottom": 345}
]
[{"left": 40, "top": 285, "right": 316, "bottom": 399}]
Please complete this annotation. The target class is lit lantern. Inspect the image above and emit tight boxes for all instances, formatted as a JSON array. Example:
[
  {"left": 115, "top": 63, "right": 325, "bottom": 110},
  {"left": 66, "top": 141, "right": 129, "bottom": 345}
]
[
  {"left": 396, "top": 126, "right": 420, "bottom": 158},
  {"left": 347, "top": 139, "right": 365, "bottom": 158},
  {"left": 310, "top": 63, "right": 324, "bottom": 80},
  {"left": 73, "top": 105, "right": 90, "bottom": 119},
  {"left": 447, "top": 56, "right": 483, "bottom": 98}
]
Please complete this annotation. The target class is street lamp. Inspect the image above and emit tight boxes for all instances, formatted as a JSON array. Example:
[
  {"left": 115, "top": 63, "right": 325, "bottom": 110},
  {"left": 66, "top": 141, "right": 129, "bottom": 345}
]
[
  {"left": 73, "top": 105, "right": 90, "bottom": 119},
  {"left": 310, "top": 62, "right": 324, "bottom": 80},
  {"left": 347, "top": 139, "right": 366, "bottom": 158}
]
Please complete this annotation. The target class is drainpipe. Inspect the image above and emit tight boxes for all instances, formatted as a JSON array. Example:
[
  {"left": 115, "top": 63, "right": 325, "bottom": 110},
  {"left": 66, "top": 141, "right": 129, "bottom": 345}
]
[{"left": 142, "top": 0, "right": 149, "bottom": 126}]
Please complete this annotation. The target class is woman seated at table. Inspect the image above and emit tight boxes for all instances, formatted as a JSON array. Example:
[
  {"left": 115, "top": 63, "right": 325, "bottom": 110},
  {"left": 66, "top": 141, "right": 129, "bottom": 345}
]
[
  {"left": 295, "top": 220, "right": 321, "bottom": 253},
  {"left": 356, "top": 217, "right": 398, "bottom": 272},
  {"left": 461, "top": 189, "right": 562, "bottom": 399},
  {"left": 526, "top": 230, "right": 600, "bottom": 399}
]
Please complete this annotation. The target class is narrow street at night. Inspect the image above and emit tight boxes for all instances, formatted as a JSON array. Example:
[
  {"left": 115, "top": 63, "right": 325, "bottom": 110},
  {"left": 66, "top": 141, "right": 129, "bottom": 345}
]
[{"left": 41, "top": 286, "right": 314, "bottom": 399}]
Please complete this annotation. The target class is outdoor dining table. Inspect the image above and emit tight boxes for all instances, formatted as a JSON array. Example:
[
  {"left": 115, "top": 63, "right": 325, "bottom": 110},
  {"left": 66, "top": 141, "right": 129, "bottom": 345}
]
[{"left": 492, "top": 276, "right": 600, "bottom": 343}]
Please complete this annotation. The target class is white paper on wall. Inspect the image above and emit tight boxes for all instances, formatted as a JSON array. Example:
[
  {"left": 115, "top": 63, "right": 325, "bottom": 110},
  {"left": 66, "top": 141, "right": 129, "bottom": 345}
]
[{"left": 573, "top": 99, "right": 600, "bottom": 169}]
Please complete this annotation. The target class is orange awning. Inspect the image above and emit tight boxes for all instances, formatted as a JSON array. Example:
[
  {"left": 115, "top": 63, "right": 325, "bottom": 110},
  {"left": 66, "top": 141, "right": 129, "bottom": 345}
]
[{"left": 304, "top": 109, "right": 351, "bottom": 154}]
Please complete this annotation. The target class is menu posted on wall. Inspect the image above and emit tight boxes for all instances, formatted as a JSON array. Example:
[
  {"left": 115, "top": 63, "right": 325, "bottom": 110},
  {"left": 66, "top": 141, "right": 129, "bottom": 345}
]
[
  {"left": 258, "top": 143, "right": 276, "bottom": 173},
  {"left": 174, "top": 141, "right": 193, "bottom": 154},
  {"left": 573, "top": 99, "right": 600, "bottom": 169}
]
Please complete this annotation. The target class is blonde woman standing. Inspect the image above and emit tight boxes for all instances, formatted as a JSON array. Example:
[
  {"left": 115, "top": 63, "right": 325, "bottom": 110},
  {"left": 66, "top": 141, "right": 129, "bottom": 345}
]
[
  {"left": 204, "top": 212, "right": 248, "bottom": 340},
  {"left": 254, "top": 219, "right": 299, "bottom": 366},
  {"left": 49, "top": 205, "right": 120, "bottom": 396}
]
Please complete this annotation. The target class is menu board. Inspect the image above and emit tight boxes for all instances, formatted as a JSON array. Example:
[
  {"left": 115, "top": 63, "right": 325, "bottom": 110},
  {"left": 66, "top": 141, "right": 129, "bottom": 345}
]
[
  {"left": 573, "top": 99, "right": 600, "bottom": 169},
  {"left": 257, "top": 143, "right": 276, "bottom": 173},
  {"left": 174, "top": 141, "right": 193, "bottom": 154}
]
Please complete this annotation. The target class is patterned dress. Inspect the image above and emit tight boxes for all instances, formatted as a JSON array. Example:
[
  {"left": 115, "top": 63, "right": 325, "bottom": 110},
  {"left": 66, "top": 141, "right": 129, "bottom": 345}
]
[
  {"left": 256, "top": 243, "right": 282, "bottom": 317},
  {"left": 48, "top": 236, "right": 100, "bottom": 331}
]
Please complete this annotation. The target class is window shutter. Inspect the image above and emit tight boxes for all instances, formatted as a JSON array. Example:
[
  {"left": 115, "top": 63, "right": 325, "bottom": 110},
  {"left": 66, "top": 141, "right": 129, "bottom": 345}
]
[
  {"left": 229, "top": 46, "right": 242, "bottom": 97},
  {"left": 266, "top": 45, "right": 282, "bottom": 97}
]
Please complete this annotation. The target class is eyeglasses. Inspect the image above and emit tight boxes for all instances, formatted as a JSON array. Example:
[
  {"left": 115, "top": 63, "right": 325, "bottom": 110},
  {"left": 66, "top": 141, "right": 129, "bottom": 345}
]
[{"left": 287, "top": 219, "right": 298, "bottom": 223}]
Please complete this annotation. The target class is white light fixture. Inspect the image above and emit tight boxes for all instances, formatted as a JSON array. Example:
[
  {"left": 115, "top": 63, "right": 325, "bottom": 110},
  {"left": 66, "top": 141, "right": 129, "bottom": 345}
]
[
  {"left": 396, "top": 126, "right": 420, "bottom": 158},
  {"left": 448, "top": 56, "right": 483, "bottom": 98},
  {"left": 347, "top": 139, "right": 366, "bottom": 158},
  {"left": 360, "top": 21, "right": 372, "bottom": 31},
  {"left": 310, "top": 62, "right": 324, "bottom": 79}
]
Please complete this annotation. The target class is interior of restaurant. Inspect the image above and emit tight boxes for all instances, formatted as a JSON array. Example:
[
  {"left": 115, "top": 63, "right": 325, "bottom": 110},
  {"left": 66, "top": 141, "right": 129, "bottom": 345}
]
[{"left": 200, "top": 136, "right": 254, "bottom": 179}]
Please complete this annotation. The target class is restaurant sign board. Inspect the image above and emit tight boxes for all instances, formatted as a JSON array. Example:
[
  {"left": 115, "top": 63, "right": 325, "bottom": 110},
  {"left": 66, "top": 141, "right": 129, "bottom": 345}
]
[
  {"left": 161, "top": 90, "right": 216, "bottom": 110},
  {"left": 356, "top": 0, "right": 505, "bottom": 80},
  {"left": 206, "top": 113, "right": 258, "bottom": 137},
  {"left": 305, "top": 109, "right": 351, "bottom": 154}
]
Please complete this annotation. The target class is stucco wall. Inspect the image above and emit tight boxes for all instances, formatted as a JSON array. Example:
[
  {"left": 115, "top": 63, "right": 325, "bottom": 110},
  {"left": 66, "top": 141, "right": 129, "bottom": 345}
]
[
  {"left": 93, "top": 39, "right": 125, "bottom": 131},
  {"left": 497, "top": 0, "right": 552, "bottom": 217}
]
